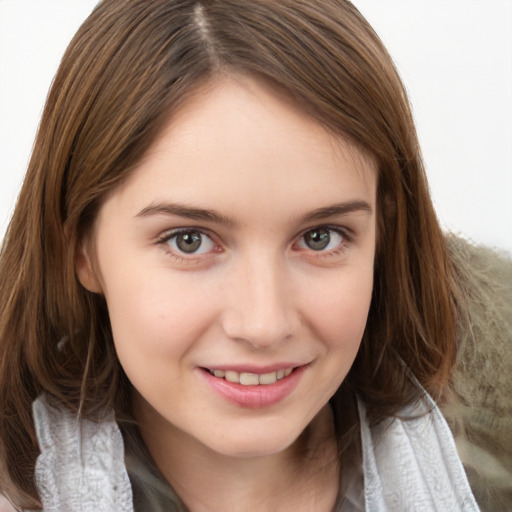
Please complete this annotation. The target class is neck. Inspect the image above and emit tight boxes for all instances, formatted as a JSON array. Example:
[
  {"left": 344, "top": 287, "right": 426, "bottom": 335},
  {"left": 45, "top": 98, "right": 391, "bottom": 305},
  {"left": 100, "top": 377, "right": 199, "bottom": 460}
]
[{"left": 135, "top": 402, "right": 339, "bottom": 512}]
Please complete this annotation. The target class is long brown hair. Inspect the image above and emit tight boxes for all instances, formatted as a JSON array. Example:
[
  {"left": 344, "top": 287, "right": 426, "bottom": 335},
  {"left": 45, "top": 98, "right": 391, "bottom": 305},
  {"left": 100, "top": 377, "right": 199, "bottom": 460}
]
[{"left": 0, "top": 0, "right": 461, "bottom": 507}]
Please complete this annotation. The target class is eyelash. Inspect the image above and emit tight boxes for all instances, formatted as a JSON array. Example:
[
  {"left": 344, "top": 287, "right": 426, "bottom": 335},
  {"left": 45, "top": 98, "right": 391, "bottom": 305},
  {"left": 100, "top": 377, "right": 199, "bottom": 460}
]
[{"left": 156, "top": 225, "right": 352, "bottom": 262}]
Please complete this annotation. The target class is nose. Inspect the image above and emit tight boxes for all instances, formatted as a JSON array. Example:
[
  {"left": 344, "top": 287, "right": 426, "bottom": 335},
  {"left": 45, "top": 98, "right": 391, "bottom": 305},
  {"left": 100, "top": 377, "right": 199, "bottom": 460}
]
[{"left": 220, "top": 253, "right": 298, "bottom": 349}]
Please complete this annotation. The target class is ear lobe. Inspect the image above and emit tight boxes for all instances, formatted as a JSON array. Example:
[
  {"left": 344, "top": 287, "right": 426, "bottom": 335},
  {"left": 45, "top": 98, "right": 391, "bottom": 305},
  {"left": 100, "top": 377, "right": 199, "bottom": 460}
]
[{"left": 75, "top": 240, "right": 103, "bottom": 293}]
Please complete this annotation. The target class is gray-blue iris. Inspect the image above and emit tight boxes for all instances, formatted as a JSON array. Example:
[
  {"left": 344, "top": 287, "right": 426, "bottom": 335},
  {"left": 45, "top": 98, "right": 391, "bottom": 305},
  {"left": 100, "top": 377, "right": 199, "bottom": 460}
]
[
  {"left": 304, "top": 229, "right": 330, "bottom": 250},
  {"left": 176, "top": 231, "right": 203, "bottom": 253}
]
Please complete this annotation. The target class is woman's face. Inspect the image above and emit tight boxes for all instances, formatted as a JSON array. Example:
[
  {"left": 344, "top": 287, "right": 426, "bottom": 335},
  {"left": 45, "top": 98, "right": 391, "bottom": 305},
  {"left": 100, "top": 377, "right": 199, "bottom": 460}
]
[{"left": 77, "top": 76, "right": 377, "bottom": 459}]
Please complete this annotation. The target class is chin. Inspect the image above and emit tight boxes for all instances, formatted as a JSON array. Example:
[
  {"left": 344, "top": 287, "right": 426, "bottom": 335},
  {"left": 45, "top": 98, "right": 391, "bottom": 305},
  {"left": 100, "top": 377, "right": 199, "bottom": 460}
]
[
  {"left": 212, "top": 437, "right": 296, "bottom": 459},
  {"left": 200, "top": 419, "right": 307, "bottom": 459}
]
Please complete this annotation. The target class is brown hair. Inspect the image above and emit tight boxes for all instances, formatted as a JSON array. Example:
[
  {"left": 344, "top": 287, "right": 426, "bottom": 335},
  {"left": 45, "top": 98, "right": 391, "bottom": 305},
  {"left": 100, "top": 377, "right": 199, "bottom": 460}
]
[{"left": 0, "top": 0, "right": 461, "bottom": 507}]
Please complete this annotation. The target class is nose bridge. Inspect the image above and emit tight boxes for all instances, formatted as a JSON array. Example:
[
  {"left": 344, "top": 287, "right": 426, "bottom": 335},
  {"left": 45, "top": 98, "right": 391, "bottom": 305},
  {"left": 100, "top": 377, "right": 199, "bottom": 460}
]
[{"left": 222, "top": 249, "right": 296, "bottom": 347}]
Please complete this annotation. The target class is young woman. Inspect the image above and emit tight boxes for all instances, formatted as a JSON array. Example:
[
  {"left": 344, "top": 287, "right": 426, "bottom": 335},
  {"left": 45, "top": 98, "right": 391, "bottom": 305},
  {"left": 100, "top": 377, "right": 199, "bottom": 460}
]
[{"left": 0, "top": 1, "right": 510, "bottom": 510}]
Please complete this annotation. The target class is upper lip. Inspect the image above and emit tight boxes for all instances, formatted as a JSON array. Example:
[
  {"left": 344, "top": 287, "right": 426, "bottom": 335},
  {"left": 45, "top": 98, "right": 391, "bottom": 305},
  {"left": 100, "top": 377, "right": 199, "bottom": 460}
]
[{"left": 200, "top": 362, "right": 308, "bottom": 374}]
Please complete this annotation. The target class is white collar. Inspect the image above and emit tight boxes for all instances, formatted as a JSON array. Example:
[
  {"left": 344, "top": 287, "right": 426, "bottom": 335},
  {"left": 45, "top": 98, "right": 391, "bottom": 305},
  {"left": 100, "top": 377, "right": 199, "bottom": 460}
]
[
  {"left": 32, "top": 390, "right": 479, "bottom": 511},
  {"left": 358, "top": 392, "right": 479, "bottom": 511}
]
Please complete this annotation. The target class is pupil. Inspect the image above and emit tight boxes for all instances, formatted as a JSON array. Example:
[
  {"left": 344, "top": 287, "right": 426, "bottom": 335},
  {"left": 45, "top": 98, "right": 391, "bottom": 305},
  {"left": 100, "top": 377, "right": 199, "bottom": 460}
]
[
  {"left": 176, "top": 231, "right": 202, "bottom": 253},
  {"left": 305, "top": 229, "right": 330, "bottom": 250}
]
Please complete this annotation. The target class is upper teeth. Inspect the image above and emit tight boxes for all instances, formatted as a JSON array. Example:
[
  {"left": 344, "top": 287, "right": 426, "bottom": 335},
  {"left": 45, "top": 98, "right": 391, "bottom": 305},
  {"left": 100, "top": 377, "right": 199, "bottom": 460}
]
[{"left": 209, "top": 368, "right": 293, "bottom": 386}]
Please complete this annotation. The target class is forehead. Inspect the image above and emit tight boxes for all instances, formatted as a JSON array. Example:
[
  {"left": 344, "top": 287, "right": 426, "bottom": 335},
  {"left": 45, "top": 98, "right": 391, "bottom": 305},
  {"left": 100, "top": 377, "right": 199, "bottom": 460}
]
[{"left": 102, "top": 75, "right": 377, "bottom": 223}]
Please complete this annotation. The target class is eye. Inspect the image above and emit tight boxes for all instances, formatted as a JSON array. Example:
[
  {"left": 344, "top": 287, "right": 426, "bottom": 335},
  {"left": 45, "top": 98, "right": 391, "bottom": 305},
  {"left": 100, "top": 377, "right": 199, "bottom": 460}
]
[
  {"left": 296, "top": 227, "right": 344, "bottom": 252},
  {"left": 164, "top": 229, "right": 216, "bottom": 255}
]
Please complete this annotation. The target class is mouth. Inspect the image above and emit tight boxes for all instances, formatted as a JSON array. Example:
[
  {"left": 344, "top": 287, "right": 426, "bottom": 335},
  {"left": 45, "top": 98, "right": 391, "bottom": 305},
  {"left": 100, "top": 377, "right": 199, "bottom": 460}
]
[
  {"left": 200, "top": 364, "right": 306, "bottom": 408},
  {"left": 203, "top": 367, "right": 295, "bottom": 386}
]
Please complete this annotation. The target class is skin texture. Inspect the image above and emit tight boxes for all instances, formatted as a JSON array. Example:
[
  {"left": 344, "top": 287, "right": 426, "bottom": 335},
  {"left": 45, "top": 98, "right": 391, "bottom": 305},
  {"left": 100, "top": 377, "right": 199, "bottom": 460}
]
[{"left": 77, "top": 76, "right": 377, "bottom": 511}]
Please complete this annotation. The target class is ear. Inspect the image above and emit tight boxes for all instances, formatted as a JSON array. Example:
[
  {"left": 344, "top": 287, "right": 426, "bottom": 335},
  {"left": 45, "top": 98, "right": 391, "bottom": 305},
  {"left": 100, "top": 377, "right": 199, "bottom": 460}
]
[{"left": 75, "top": 238, "right": 103, "bottom": 293}]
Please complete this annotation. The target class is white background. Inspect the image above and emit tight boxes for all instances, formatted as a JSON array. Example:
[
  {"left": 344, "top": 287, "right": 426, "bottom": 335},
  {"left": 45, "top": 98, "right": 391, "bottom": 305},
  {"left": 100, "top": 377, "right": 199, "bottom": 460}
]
[{"left": 1, "top": 0, "right": 511, "bottom": 253}]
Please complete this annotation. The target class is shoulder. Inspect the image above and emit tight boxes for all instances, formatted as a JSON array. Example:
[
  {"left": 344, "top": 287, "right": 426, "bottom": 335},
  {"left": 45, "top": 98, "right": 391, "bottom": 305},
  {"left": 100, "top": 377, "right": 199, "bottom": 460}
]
[
  {"left": 442, "top": 236, "right": 512, "bottom": 510},
  {"left": 359, "top": 392, "right": 479, "bottom": 511},
  {"left": 32, "top": 394, "right": 133, "bottom": 512}
]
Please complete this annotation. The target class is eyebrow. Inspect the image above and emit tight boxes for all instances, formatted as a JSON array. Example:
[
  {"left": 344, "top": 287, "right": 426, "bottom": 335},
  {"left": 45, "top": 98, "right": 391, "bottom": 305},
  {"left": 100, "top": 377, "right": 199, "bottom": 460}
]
[
  {"left": 136, "top": 203, "right": 236, "bottom": 225},
  {"left": 299, "top": 200, "right": 372, "bottom": 223},
  {"left": 135, "top": 200, "right": 372, "bottom": 225}
]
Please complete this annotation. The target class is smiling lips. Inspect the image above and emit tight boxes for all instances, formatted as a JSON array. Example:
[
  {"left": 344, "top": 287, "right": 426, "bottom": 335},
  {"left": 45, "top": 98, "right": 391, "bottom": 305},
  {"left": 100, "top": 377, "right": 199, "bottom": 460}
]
[
  {"left": 206, "top": 367, "right": 294, "bottom": 386},
  {"left": 201, "top": 364, "right": 305, "bottom": 408}
]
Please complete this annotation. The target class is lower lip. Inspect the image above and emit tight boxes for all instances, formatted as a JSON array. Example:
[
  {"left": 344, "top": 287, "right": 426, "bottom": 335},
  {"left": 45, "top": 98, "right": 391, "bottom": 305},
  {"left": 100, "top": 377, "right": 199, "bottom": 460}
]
[{"left": 200, "top": 365, "right": 306, "bottom": 408}]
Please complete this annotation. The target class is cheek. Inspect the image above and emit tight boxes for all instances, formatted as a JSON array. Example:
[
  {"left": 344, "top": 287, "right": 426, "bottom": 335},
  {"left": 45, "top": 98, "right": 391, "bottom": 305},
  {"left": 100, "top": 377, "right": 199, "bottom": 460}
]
[
  {"left": 103, "top": 270, "right": 218, "bottom": 364},
  {"left": 303, "top": 264, "right": 373, "bottom": 353},
  {"left": 293, "top": 266, "right": 373, "bottom": 409},
  {"left": 103, "top": 273, "right": 221, "bottom": 408}
]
